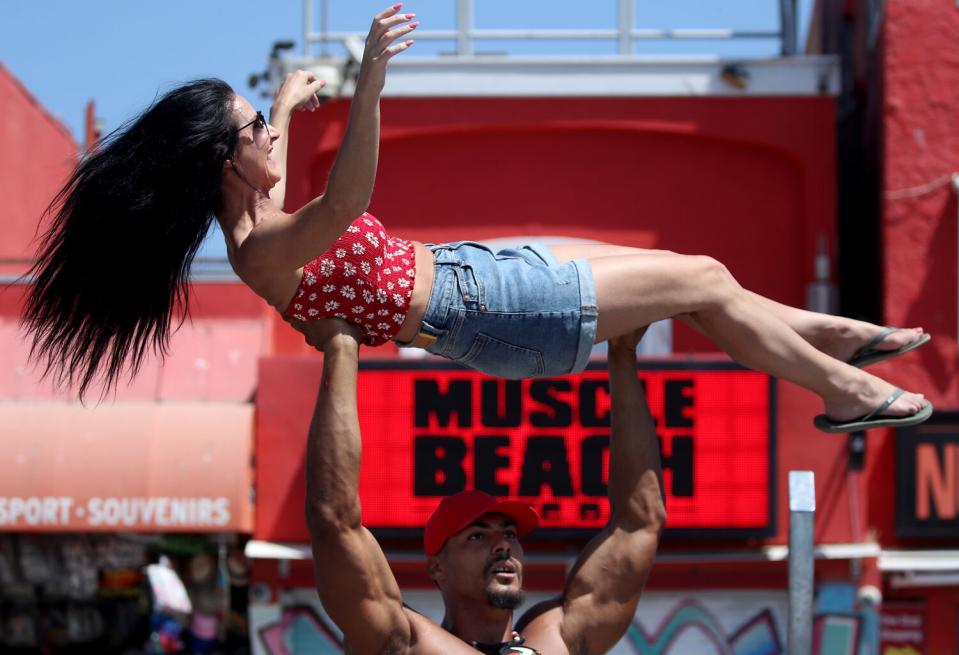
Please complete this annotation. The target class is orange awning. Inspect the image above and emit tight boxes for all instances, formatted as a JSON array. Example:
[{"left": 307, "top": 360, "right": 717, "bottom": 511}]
[{"left": 0, "top": 403, "right": 254, "bottom": 532}]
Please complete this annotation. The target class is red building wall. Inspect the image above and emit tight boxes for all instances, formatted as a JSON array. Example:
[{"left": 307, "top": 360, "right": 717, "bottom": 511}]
[
  {"left": 280, "top": 96, "right": 836, "bottom": 358},
  {"left": 881, "top": 1, "right": 959, "bottom": 409},
  {"left": 0, "top": 63, "right": 77, "bottom": 275},
  {"left": 878, "top": 3, "right": 959, "bottom": 651},
  {"left": 868, "top": 0, "right": 959, "bottom": 550},
  {"left": 258, "top": 93, "right": 865, "bottom": 550}
]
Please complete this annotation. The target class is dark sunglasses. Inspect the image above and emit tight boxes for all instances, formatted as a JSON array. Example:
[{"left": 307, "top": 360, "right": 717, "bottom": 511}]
[{"left": 236, "top": 111, "right": 270, "bottom": 147}]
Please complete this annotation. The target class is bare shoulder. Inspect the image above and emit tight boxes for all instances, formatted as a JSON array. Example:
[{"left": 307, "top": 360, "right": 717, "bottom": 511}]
[{"left": 401, "top": 607, "right": 481, "bottom": 655}]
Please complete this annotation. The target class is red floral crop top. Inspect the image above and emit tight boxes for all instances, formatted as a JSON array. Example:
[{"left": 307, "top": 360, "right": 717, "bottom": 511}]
[{"left": 283, "top": 213, "right": 416, "bottom": 345}]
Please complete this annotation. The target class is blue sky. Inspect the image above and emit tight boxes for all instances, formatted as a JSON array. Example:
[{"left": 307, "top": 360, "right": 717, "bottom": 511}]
[
  {"left": 4, "top": 0, "right": 812, "bottom": 142},
  {"left": 3, "top": 0, "right": 812, "bottom": 260}
]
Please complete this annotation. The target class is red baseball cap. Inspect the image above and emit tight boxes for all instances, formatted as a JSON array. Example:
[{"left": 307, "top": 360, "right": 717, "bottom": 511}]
[{"left": 424, "top": 490, "right": 539, "bottom": 556}]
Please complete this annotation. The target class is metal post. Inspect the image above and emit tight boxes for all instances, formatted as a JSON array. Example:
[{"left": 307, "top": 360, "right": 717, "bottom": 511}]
[
  {"left": 788, "top": 470, "right": 815, "bottom": 655},
  {"left": 320, "top": 0, "right": 329, "bottom": 57},
  {"left": 456, "top": 0, "right": 473, "bottom": 56},
  {"left": 303, "top": 0, "right": 313, "bottom": 56},
  {"left": 780, "top": 0, "right": 797, "bottom": 55},
  {"left": 617, "top": 0, "right": 634, "bottom": 55}
]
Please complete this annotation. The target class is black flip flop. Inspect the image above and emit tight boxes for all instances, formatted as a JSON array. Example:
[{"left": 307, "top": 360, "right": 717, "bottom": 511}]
[
  {"left": 814, "top": 388, "right": 933, "bottom": 433},
  {"left": 848, "top": 328, "right": 931, "bottom": 368}
]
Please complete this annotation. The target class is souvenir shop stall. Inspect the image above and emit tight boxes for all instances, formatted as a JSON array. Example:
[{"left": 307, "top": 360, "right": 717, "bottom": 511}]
[{"left": 0, "top": 403, "right": 256, "bottom": 654}]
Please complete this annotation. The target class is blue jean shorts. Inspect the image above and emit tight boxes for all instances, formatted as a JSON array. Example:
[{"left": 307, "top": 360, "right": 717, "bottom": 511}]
[{"left": 407, "top": 241, "right": 598, "bottom": 379}]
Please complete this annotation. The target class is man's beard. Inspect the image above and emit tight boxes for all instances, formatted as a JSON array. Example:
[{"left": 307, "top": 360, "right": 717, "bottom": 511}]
[{"left": 486, "top": 587, "right": 524, "bottom": 610}]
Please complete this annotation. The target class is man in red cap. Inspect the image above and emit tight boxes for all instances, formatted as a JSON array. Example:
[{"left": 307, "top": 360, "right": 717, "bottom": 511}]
[{"left": 302, "top": 321, "right": 665, "bottom": 655}]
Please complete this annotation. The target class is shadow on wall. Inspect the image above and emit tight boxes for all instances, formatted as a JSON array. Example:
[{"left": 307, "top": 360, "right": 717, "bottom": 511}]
[{"left": 900, "top": 191, "right": 957, "bottom": 397}]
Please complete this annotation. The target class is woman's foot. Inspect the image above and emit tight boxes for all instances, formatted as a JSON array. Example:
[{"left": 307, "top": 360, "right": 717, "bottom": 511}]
[
  {"left": 823, "top": 374, "right": 928, "bottom": 423},
  {"left": 818, "top": 323, "right": 925, "bottom": 365}
]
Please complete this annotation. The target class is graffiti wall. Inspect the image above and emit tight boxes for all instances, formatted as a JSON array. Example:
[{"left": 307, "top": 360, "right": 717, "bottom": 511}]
[{"left": 249, "top": 589, "right": 790, "bottom": 655}]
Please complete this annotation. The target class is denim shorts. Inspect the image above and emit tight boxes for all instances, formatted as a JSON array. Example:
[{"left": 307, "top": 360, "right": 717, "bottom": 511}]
[{"left": 407, "top": 241, "right": 598, "bottom": 379}]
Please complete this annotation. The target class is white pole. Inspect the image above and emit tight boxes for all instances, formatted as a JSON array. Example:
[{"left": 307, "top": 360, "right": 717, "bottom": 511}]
[
  {"left": 457, "top": 0, "right": 473, "bottom": 56},
  {"left": 788, "top": 470, "right": 816, "bottom": 655},
  {"left": 617, "top": 0, "right": 634, "bottom": 55},
  {"left": 303, "top": 0, "right": 313, "bottom": 57}
]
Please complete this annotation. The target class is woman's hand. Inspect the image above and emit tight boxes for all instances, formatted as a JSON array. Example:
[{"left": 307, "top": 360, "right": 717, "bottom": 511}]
[
  {"left": 273, "top": 70, "right": 327, "bottom": 115},
  {"left": 357, "top": 3, "right": 418, "bottom": 93}
]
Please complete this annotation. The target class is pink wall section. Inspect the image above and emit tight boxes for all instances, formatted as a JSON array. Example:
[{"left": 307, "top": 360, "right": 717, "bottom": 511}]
[
  {"left": 0, "top": 63, "right": 76, "bottom": 273},
  {"left": 0, "top": 283, "right": 271, "bottom": 401}
]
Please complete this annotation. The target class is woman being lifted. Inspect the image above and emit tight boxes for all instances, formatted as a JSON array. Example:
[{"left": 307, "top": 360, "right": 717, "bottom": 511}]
[{"left": 24, "top": 4, "right": 931, "bottom": 432}]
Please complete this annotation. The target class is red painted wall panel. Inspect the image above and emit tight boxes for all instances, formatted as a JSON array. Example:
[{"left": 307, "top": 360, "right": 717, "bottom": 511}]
[
  {"left": 259, "top": 93, "right": 857, "bottom": 547},
  {"left": 882, "top": 0, "right": 959, "bottom": 408},
  {"left": 282, "top": 96, "right": 836, "bottom": 355},
  {"left": 871, "top": 0, "right": 959, "bottom": 556},
  {"left": 0, "top": 63, "right": 76, "bottom": 273}
]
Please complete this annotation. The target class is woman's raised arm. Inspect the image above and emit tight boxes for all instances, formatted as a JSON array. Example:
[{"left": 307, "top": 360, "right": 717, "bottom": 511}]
[
  {"left": 268, "top": 71, "right": 325, "bottom": 210},
  {"left": 240, "top": 4, "right": 417, "bottom": 272}
]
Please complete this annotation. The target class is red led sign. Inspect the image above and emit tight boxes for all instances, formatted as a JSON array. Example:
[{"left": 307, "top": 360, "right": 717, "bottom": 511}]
[{"left": 355, "top": 363, "right": 774, "bottom": 536}]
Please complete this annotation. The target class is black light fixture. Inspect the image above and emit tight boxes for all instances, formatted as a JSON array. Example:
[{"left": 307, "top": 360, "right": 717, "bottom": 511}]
[
  {"left": 249, "top": 40, "right": 297, "bottom": 94},
  {"left": 847, "top": 430, "right": 866, "bottom": 471},
  {"left": 720, "top": 62, "right": 750, "bottom": 90}
]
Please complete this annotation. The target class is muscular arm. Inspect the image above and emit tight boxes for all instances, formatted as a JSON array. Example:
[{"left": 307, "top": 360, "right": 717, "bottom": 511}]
[
  {"left": 239, "top": 6, "right": 416, "bottom": 272},
  {"left": 534, "top": 333, "right": 666, "bottom": 655},
  {"left": 305, "top": 330, "right": 411, "bottom": 654}
]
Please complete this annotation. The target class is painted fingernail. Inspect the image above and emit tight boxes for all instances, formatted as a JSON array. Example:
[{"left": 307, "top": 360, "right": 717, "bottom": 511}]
[
  {"left": 409, "top": 21, "right": 419, "bottom": 29},
  {"left": 405, "top": 40, "right": 415, "bottom": 46},
  {"left": 393, "top": 3, "right": 403, "bottom": 8},
  {"left": 405, "top": 13, "right": 415, "bottom": 18}
]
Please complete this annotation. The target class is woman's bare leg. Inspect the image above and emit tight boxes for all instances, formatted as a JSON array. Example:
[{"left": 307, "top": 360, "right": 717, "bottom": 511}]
[
  {"left": 543, "top": 244, "right": 925, "bottom": 421},
  {"left": 546, "top": 243, "right": 923, "bottom": 361}
]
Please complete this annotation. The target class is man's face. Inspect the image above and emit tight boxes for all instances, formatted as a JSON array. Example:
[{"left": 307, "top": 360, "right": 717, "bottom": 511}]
[{"left": 431, "top": 513, "right": 525, "bottom": 609}]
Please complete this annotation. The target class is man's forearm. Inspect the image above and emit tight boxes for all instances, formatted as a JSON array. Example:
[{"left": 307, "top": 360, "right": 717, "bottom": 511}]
[
  {"left": 306, "top": 336, "right": 363, "bottom": 531},
  {"left": 607, "top": 344, "right": 666, "bottom": 531},
  {"left": 552, "top": 343, "right": 666, "bottom": 655}
]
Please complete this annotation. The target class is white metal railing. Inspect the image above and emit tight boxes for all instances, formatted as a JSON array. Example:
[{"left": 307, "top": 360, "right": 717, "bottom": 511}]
[{"left": 303, "top": 0, "right": 799, "bottom": 58}]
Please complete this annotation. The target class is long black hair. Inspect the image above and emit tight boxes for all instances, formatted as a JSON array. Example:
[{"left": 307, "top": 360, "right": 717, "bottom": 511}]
[{"left": 23, "top": 78, "right": 239, "bottom": 398}]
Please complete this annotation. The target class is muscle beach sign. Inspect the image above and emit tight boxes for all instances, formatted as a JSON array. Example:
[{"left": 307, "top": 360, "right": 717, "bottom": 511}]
[{"left": 352, "top": 362, "right": 775, "bottom": 538}]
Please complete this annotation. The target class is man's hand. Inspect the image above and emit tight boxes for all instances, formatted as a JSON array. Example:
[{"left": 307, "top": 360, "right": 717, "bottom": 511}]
[
  {"left": 608, "top": 326, "right": 649, "bottom": 356},
  {"left": 287, "top": 317, "right": 363, "bottom": 352}
]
